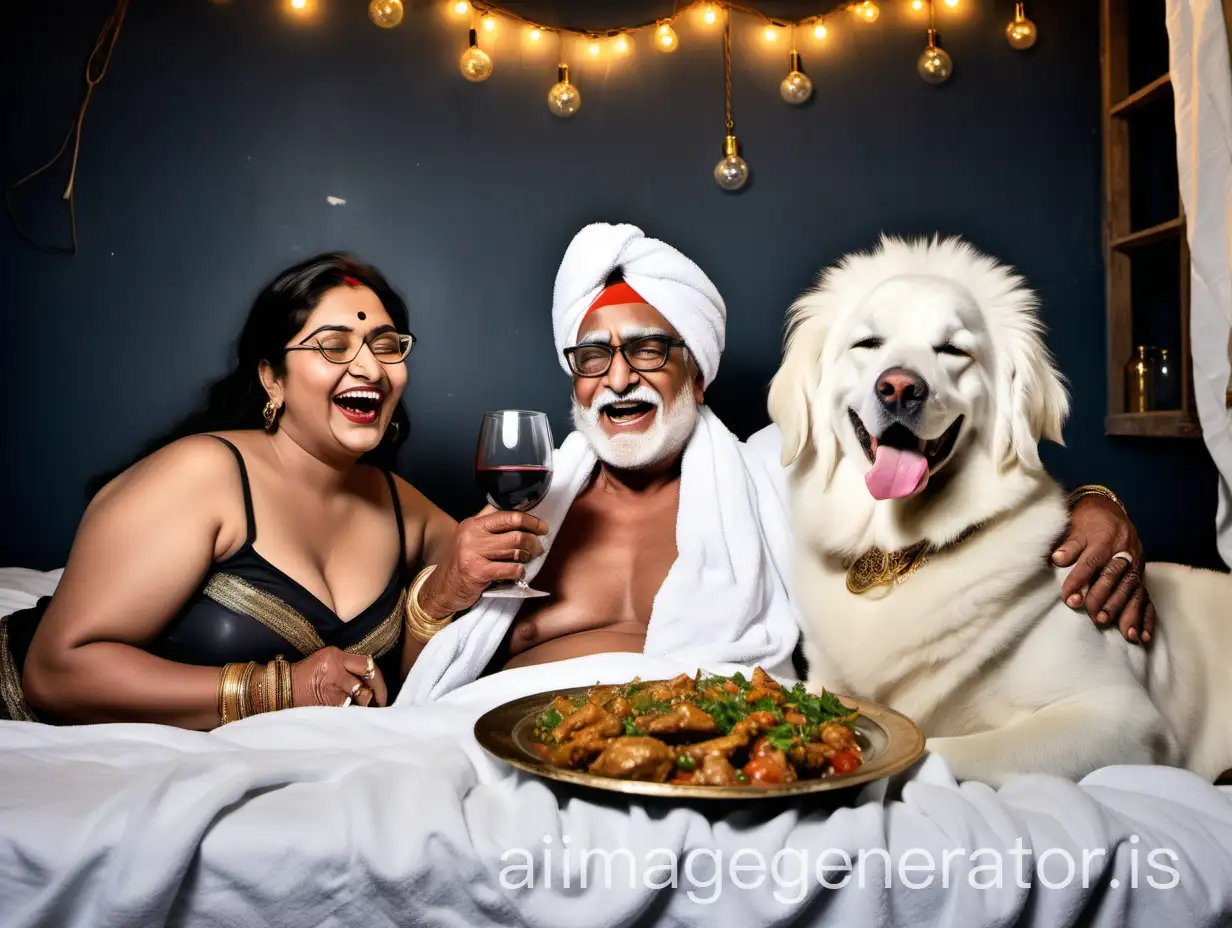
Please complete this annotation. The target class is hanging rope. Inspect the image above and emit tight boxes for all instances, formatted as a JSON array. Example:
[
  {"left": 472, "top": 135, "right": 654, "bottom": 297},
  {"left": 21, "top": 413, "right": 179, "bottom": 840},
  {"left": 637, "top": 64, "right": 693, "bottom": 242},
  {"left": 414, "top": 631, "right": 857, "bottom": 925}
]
[
  {"left": 723, "top": 10, "right": 733, "bottom": 134},
  {"left": 6, "top": 0, "right": 130, "bottom": 256}
]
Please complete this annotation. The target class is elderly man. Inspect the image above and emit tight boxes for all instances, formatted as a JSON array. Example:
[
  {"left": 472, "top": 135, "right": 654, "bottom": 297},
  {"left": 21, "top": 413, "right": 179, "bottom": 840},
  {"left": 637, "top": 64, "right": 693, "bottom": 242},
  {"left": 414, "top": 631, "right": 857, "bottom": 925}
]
[{"left": 400, "top": 223, "right": 1148, "bottom": 703}]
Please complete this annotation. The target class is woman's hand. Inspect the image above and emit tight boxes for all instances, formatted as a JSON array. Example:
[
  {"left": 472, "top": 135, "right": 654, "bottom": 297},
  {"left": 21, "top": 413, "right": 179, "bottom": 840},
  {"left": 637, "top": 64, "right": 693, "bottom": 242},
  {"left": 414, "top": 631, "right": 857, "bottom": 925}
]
[
  {"left": 291, "top": 647, "right": 386, "bottom": 707},
  {"left": 1051, "top": 494, "right": 1154, "bottom": 644},
  {"left": 417, "top": 507, "right": 548, "bottom": 616}
]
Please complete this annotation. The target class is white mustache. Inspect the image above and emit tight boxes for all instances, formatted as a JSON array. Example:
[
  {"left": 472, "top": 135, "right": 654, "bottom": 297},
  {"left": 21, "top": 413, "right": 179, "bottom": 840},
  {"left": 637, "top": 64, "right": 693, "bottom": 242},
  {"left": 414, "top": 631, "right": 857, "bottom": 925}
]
[{"left": 589, "top": 385, "right": 663, "bottom": 414}]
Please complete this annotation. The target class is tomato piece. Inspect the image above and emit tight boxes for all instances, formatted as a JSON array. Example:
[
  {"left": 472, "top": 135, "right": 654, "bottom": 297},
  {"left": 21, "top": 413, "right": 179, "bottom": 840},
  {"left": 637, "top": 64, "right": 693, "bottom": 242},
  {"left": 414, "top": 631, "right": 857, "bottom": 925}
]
[
  {"left": 742, "top": 757, "right": 787, "bottom": 785},
  {"left": 830, "top": 750, "right": 862, "bottom": 775},
  {"left": 530, "top": 742, "right": 551, "bottom": 760},
  {"left": 672, "top": 770, "right": 696, "bottom": 784},
  {"left": 724, "top": 680, "right": 740, "bottom": 695}
]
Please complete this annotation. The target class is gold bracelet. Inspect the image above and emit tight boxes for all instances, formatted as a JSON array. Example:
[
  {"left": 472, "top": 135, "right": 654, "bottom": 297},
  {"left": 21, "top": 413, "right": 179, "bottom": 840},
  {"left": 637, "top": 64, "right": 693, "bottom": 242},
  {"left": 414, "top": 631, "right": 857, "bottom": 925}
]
[
  {"left": 278, "top": 655, "right": 294, "bottom": 710},
  {"left": 238, "top": 661, "right": 258, "bottom": 719},
  {"left": 264, "top": 660, "right": 278, "bottom": 714},
  {"left": 1067, "top": 484, "right": 1125, "bottom": 514},
  {"left": 405, "top": 565, "right": 455, "bottom": 644},
  {"left": 218, "top": 662, "right": 250, "bottom": 725}
]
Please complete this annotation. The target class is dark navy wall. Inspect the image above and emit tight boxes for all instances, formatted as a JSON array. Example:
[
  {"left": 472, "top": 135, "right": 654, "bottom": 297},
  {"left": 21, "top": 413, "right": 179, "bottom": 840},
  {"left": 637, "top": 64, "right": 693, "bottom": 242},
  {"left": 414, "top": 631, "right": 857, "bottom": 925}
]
[{"left": 0, "top": 1, "right": 1220, "bottom": 569}]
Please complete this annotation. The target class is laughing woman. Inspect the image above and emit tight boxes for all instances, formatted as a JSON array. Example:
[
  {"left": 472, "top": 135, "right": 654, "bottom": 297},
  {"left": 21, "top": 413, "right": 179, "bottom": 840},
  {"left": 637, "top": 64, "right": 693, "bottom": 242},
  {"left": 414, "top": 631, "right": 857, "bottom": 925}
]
[{"left": 6, "top": 254, "right": 545, "bottom": 728}]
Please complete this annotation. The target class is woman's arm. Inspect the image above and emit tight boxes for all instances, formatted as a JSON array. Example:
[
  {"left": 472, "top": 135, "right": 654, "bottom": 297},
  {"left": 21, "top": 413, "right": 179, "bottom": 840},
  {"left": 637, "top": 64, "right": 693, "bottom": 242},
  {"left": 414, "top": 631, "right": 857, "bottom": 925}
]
[
  {"left": 23, "top": 437, "right": 245, "bottom": 728},
  {"left": 391, "top": 476, "right": 458, "bottom": 678}
]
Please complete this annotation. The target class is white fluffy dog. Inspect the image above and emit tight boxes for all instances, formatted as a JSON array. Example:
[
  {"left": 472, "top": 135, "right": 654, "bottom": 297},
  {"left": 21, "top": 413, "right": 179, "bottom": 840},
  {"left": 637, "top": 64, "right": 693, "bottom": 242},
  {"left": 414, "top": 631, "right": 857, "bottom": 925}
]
[{"left": 768, "top": 235, "right": 1232, "bottom": 786}]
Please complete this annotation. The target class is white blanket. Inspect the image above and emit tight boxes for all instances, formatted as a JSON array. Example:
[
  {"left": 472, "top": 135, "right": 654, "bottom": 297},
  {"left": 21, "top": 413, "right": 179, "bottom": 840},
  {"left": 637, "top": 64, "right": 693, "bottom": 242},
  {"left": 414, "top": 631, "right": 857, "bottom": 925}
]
[
  {"left": 0, "top": 650, "right": 1230, "bottom": 927},
  {"left": 399, "top": 407, "right": 801, "bottom": 704}
]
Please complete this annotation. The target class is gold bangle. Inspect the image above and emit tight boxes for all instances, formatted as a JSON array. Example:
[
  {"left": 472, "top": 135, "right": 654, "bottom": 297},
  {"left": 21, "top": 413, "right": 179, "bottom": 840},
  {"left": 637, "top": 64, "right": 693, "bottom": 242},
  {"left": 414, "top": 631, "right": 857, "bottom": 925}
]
[
  {"left": 218, "top": 662, "right": 250, "bottom": 726},
  {"left": 278, "top": 656, "right": 294, "bottom": 710},
  {"left": 405, "top": 565, "right": 455, "bottom": 644},
  {"left": 1067, "top": 484, "right": 1125, "bottom": 514},
  {"left": 264, "top": 660, "right": 278, "bottom": 713},
  {"left": 238, "top": 662, "right": 258, "bottom": 719}
]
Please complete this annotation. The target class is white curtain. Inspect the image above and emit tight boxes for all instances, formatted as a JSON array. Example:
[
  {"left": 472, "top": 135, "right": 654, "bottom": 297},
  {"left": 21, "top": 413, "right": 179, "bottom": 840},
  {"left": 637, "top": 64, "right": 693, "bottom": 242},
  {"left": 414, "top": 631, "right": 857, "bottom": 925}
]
[{"left": 1166, "top": 0, "right": 1232, "bottom": 567}]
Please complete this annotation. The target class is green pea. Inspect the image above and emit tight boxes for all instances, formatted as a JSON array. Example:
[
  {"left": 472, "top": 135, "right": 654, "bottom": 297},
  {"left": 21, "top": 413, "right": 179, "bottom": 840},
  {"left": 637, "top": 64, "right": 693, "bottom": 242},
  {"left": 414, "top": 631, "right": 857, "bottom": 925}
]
[{"left": 675, "top": 754, "right": 697, "bottom": 772}]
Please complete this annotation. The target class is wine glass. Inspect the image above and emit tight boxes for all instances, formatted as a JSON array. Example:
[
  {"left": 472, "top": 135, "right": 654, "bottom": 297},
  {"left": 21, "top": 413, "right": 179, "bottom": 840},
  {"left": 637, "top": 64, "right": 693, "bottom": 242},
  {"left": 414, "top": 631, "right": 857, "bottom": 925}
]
[{"left": 476, "top": 410, "right": 554, "bottom": 599}]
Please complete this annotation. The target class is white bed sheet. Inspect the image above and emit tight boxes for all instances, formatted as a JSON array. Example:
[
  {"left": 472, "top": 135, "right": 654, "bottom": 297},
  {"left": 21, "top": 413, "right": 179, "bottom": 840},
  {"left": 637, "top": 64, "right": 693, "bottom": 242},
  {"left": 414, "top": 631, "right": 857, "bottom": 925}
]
[{"left": 1, "top": 572, "right": 1230, "bottom": 927}]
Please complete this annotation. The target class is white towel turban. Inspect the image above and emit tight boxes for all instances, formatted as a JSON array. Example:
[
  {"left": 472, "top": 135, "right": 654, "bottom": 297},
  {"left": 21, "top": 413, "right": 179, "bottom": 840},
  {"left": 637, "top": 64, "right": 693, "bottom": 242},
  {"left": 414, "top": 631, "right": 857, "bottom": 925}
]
[{"left": 551, "top": 223, "right": 727, "bottom": 387}]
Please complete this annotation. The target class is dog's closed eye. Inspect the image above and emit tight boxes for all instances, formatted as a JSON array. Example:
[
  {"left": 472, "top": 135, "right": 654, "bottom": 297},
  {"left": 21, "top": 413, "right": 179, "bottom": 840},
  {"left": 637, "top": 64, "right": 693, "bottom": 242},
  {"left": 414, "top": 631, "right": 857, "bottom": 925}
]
[
  {"left": 851, "top": 336, "right": 884, "bottom": 351},
  {"left": 935, "top": 343, "right": 970, "bottom": 358}
]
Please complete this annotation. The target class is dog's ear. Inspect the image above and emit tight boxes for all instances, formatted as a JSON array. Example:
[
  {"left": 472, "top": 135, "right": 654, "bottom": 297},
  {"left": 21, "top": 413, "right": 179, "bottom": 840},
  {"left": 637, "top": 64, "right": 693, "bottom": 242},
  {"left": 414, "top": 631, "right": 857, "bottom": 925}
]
[
  {"left": 993, "top": 322, "right": 1070, "bottom": 471},
  {"left": 768, "top": 301, "right": 835, "bottom": 472}
]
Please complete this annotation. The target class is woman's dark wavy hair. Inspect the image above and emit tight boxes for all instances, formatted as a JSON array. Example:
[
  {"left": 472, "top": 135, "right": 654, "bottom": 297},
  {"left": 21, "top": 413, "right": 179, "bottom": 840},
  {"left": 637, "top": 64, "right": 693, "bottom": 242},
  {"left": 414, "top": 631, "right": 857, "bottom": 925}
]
[{"left": 87, "top": 253, "right": 411, "bottom": 498}]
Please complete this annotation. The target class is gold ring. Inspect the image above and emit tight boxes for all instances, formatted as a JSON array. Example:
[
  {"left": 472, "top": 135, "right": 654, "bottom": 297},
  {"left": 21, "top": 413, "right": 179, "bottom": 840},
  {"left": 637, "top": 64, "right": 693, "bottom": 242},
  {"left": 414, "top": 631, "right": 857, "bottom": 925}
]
[
  {"left": 364, "top": 657, "right": 376, "bottom": 680},
  {"left": 350, "top": 682, "right": 361, "bottom": 697},
  {"left": 1112, "top": 551, "right": 1134, "bottom": 565}
]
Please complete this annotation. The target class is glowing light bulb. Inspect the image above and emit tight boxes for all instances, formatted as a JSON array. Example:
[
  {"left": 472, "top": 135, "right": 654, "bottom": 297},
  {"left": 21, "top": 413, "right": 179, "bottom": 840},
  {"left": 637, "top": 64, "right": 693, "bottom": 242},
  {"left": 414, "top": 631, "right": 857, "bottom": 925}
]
[
  {"left": 460, "top": 30, "right": 493, "bottom": 82},
  {"left": 614, "top": 34, "right": 630, "bottom": 54},
  {"left": 944, "top": 0, "right": 959, "bottom": 7},
  {"left": 764, "top": 25, "right": 781, "bottom": 42},
  {"left": 702, "top": 4, "right": 718, "bottom": 25},
  {"left": 547, "top": 64, "right": 581, "bottom": 117},
  {"left": 452, "top": 1, "right": 470, "bottom": 16},
  {"left": 656, "top": 22, "right": 679, "bottom": 53},
  {"left": 813, "top": 21, "right": 828, "bottom": 40},
  {"left": 528, "top": 27, "right": 542, "bottom": 41},
  {"left": 480, "top": 13, "right": 496, "bottom": 32},
  {"left": 714, "top": 135, "right": 750, "bottom": 191},
  {"left": 1006, "top": 3, "right": 1038, "bottom": 50},
  {"left": 911, "top": 0, "right": 925, "bottom": 11},
  {"left": 287, "top": 0, "right": 311, "bottom": 12},
  {"left": 588, "top": 40, "right": 600, "bottom": 56},
  {"left": 368, "top": 0, "right": 403, "bottom": 27},
  {"left": 918, "top": 42, "right": 952, "bottom": 83},
  {"left": 853, "top": 1, "right": 879, "bottom": 23}
]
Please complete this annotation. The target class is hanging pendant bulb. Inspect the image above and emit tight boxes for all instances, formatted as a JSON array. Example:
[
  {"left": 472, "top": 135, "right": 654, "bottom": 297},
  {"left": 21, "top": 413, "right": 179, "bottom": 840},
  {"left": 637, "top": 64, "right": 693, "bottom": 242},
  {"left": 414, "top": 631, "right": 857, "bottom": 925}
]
[
  {"left": 547, "top": 64, "right": 581, "bottom": 117},
  {"left": 918, "top": 28, "right": 952, "bottom": 83},
  {"left": 714, "top": 135, "right": 750, "bottom": 191},
  {"left": 780, "top": 50, "right": 813, "bottom": 105},
  {"left": 1006, "top": 3, "right": 1038, "bottom": 50},
  {"left": 368, "top": 0, "right": 403, "bottom": 28},
  {"left": 460, "top": 28, "right": 493, "bottom": 82}
]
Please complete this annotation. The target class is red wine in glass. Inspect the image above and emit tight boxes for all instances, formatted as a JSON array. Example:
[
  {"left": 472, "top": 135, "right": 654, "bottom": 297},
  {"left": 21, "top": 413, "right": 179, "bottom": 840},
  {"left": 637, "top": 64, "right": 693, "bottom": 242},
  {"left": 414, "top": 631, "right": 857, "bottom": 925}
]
[
  {"left": 475, "top": 411, "right": 554, "bottom": 599},
  {"left": 476, "top": 465, "right": 552, "bottom": 511}
]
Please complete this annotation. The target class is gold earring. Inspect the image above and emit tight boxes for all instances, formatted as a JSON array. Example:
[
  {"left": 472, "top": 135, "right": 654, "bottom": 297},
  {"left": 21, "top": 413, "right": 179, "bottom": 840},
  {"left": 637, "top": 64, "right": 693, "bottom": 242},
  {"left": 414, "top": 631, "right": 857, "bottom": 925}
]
[{"left": 263, "top": 400, "right": 282, "bottom": 432}]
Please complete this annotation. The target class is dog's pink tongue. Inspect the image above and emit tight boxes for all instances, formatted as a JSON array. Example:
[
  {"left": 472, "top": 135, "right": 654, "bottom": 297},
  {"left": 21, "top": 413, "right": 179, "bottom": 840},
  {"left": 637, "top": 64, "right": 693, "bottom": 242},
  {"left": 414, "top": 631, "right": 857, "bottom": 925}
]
[{"left": 865, "top": 445, "right": 929, "bottom": 500}]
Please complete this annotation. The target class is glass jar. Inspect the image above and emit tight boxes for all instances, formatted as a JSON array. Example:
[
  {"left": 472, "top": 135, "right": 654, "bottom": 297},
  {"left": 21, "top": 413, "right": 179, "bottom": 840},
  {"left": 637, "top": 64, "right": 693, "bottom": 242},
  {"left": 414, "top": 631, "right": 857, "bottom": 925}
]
[{"left": 1148, "top": 347, "right": 1181, "bottom": 410}]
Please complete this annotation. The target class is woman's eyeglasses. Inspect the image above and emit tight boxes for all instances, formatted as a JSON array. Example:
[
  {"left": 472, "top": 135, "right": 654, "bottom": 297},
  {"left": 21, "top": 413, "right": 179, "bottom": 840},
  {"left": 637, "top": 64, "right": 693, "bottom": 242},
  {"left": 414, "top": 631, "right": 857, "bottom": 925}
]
[
  {"left": 563, "top": 335, "right": 687, "bottom": 377},
  {"left": 285, "top": 330, "right": 415, "bottom": 365}
]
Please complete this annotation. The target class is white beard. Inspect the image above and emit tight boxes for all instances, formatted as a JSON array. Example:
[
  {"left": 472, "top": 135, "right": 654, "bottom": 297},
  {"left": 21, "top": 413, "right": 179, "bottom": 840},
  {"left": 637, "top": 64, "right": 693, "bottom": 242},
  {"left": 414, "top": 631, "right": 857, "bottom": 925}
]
[{"left": 572, "top": 381, "right": 699, "bottom": 470}]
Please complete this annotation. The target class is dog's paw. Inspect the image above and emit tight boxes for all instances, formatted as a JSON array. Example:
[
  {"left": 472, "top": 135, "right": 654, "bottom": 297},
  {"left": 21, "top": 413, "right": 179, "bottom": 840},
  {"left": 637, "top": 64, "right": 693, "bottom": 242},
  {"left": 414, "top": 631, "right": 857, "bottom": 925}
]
[{"left": 925, "top": 736, "right": 1010, "bottom": 788}]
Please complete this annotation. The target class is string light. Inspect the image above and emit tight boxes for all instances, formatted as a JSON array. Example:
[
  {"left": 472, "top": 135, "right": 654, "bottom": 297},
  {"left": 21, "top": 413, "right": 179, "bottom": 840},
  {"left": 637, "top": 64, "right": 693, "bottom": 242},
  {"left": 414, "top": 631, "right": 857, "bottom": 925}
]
[
  {"left": 1006, "top": 2, "right": 1038, "bottom": 50},
  {"left": 614, "top": 34, "right": 630, "bottom": 54},
  {"left": 285, "top": 0, "right": 315, "bottom": 16},
  {"left": 702, "top": 4, "right": 719, "bottom": 25},
  {"left": 588, "top": 38, "right": 601, "bottom": 56},
  {"left": 368, "top": 0, "right": 403, "bottom": 28},
  {"left": 452, "top": 1, "right": 470, "bottom": 16},
  {"left": 460, "top": 27, "right": 493, "bottom": 81},
  {"left": 528, "top": 26, "right": 542, "bottom": 42},
  {"left": 943, "top": 0, "right": 959, "bottom": 7},
  {"left": 480, "top": 12, "right": 496, "bottom": 32},
  {"left": 656, "top": 21, "right": 679, "bottom": 53},
  {"left": 911, "top": 0, "right": 925, "bottom": 11},
  {"left": 917, "top": 0, "right": 952, "bottom": 83},
  {"left": 852, "top": 1, "right": 880, "bottom": 23},
  {"left": 813, "top": 19, "right": 828, "bottom": 40},
  {"left": 547, "top": 63, "right": 581, "bottom": 117},
  {"left": 763, "top": 24, "right": 781, "bottom": 42}
]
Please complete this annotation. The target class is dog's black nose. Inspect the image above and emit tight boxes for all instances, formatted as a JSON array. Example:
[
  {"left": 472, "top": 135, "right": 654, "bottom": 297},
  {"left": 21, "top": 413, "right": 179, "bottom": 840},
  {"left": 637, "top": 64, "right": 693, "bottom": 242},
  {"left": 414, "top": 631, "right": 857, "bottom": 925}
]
[{"left": 876, "top": 368, "right": 929, "bottom": 418}]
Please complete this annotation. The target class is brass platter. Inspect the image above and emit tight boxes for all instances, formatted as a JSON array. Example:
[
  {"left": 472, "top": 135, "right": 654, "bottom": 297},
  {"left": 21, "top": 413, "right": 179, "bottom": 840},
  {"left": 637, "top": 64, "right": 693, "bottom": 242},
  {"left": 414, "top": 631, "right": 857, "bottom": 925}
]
[{"left": 474, "top": 680, "right": 926, "bottom": 800}]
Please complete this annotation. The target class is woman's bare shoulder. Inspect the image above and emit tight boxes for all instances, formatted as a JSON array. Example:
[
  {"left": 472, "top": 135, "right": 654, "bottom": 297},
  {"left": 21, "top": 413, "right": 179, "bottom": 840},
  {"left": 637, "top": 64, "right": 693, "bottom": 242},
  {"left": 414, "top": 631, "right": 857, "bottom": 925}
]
[{"left": 90, "top": 434, "right": 245, "bottom": 514}]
